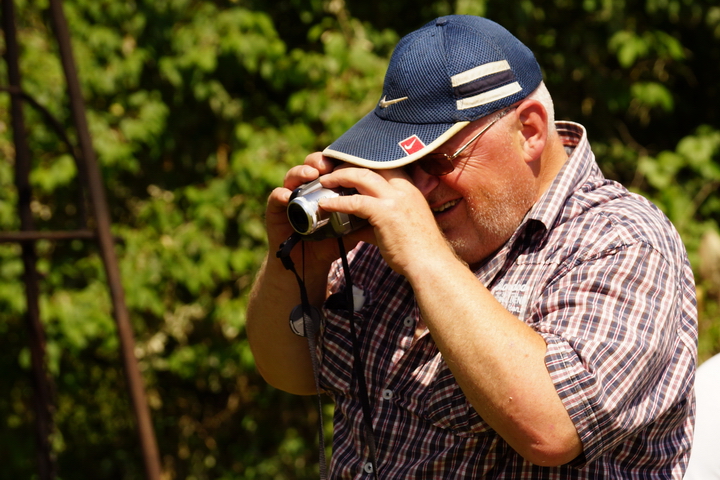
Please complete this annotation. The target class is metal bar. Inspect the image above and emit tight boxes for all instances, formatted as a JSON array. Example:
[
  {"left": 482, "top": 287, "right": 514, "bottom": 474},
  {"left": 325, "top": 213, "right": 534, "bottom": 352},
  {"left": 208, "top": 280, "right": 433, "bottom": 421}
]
[
  {"left": 1, "top": 1, "right": 57, "bottom": 479},
  {"left": 46, "top": 2, "right": 162, "bottom": 479},
  {"left": 0, "top": 230, "right": 97, "bottom": 242}
]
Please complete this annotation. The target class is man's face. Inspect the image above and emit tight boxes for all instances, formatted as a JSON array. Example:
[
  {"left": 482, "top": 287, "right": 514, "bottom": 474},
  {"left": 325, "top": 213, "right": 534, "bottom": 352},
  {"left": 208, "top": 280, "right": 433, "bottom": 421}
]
[{"left": 408, "top": 111, "right": 538, "bottom": 266}]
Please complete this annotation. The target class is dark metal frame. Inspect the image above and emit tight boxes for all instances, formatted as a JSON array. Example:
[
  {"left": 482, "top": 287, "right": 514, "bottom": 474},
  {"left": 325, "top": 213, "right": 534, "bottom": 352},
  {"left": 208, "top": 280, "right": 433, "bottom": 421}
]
[{"left": 1, "top": 1, "right": 161, "bottom": 478}]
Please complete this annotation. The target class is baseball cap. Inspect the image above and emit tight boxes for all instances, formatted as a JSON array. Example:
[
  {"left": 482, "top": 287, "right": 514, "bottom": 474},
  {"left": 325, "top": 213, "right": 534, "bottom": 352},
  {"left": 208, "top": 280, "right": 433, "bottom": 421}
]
[{"left": 322, "top": 15, "right": 543, "bottom": 169}]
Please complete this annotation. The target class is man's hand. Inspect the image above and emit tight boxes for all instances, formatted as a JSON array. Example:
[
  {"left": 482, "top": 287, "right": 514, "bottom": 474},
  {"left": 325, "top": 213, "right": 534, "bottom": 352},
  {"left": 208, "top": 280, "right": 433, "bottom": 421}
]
[{"left": 316, "top": 166, "right": 454, "bottom": 277}]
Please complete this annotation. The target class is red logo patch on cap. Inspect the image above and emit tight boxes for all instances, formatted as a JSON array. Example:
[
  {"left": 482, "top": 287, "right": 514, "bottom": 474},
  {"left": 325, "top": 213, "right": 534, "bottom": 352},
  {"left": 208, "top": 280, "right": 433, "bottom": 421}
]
[{"left": 398, "top": 135, "right": 425, "bottom": 156}]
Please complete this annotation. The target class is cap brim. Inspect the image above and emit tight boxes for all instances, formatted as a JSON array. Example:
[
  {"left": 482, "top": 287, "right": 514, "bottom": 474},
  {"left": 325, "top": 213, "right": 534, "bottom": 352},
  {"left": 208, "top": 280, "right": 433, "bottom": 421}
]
[{"left": 322, "top": 109, "right": 468, "bottom": 169}]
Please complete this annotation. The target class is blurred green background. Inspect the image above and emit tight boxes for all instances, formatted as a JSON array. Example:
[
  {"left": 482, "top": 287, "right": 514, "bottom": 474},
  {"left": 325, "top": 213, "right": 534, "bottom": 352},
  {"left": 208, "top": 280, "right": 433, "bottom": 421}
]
[{"left": 1, "top": 0, "right": 719, "bottom": 478}]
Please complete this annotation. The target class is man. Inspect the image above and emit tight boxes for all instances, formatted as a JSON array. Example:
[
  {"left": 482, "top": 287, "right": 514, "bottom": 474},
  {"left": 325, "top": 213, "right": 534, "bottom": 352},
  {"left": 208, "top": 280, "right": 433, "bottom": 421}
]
[{"left": 247, "top": 15, "right": 697, "bottom": 478}]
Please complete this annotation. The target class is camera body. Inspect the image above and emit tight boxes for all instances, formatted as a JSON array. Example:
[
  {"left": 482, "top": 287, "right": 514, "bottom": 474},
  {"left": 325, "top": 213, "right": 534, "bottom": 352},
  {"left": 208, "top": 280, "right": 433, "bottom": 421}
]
[{"left": 287, "top": 179, "right": 368, "bottom": 240}]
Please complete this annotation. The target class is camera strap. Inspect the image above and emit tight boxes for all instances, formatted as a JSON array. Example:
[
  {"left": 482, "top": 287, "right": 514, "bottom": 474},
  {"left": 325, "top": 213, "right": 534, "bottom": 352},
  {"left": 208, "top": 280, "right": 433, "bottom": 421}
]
[
  {"left": 276, "top": 234, "right": 379, "bottom": 479},
  {"left": 336, "top": 239, "right": 380, "bottom": 479},
  {"left": 277, "top": 233, "right": 328, "bottom": 479}
]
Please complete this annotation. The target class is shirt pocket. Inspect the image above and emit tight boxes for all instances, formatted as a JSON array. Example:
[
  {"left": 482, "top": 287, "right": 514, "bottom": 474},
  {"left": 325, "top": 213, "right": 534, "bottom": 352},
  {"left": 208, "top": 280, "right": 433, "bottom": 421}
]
[{"left": 421, "top": 364, "right": 493, "bottom": 437}]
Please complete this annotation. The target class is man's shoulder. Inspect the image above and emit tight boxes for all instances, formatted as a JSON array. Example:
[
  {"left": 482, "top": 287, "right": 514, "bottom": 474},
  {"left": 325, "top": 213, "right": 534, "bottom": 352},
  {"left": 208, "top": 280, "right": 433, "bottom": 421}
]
[{"left": 552, "top": 179, "right": 688, "bottom": 265}]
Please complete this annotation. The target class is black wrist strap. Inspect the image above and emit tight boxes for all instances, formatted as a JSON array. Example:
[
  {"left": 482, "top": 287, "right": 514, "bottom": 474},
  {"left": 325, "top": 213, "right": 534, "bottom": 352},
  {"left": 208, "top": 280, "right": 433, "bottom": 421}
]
[{"left": 276, "top": 234, "right": 379, "bottom": 479}]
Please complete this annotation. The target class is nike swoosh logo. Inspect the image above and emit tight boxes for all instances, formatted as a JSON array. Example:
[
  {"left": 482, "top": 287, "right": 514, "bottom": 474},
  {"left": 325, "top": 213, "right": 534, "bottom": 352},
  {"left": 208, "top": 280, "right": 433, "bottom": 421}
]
[
  {"left": 402, "top": 138, "right": 418, "bottom": 150},
  {"left": 379, "top": 95, "right": 409, "bottom": 108}
]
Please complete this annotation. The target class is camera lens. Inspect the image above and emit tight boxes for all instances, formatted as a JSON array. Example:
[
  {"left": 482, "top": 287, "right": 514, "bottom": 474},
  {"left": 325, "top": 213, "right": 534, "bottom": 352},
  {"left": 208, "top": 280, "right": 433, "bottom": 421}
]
[{"left": 287, "top": 202, "right": 311, "bottom": 234}]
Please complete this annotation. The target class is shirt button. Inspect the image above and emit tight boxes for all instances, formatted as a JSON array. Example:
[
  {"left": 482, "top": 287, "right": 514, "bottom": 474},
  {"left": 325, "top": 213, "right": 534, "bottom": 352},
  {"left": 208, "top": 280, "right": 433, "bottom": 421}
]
[
  {"left": 363, "top": 461, "right": 374, "bottom": 473},
  {"left": 381, "top": 389, "right": 393, "bottom": 400},
  {"left": 403, "top": 316, "right": 414, "bottom": 328}
]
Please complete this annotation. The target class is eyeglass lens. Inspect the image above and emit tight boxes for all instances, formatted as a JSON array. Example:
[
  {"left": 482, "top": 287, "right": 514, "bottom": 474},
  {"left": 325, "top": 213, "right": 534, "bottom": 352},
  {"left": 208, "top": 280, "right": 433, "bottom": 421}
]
[
  {"left": 411, "top": 107, "right": 514, "bottom": 176},
  {"left": 414, "top": 154, "right": 455, "bottom": 176}
]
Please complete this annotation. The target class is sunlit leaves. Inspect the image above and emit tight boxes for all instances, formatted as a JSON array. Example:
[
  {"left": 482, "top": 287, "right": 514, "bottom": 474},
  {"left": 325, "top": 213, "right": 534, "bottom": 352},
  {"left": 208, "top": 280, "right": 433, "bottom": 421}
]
[
  {"left": 630, "top": 81, "right": 673, "bottom": 113},
  {"left": 609, "top": 30, "right": 684, "bottom": 69},
  {"left": 637, "top": 125, "right": 720, "bottom": 260}
]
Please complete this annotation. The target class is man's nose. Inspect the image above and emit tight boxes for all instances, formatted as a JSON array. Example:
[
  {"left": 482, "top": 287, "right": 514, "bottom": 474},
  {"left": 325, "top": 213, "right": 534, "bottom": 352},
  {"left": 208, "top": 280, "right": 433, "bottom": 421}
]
[{"left": 406, "top": 163, "right": 441, "bottom": 197}]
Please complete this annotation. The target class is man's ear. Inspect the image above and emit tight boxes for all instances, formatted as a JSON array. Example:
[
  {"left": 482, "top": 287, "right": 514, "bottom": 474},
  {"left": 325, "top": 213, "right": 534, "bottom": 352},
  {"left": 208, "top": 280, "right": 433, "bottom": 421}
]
[{"left": 515, "top": 99, "right": 548, "bottom": 163}]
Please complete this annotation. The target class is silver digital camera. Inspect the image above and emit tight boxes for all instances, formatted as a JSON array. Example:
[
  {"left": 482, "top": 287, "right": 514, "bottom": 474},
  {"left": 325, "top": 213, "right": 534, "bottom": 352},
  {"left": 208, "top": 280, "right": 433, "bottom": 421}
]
[{"left": 287, "top": 179, "right": 368, "bottom": 240}]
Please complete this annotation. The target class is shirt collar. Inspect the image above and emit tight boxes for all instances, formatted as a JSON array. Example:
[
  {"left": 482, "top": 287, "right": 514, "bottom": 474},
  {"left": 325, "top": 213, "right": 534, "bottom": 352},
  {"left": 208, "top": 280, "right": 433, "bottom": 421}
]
[
  {"left": 526, "top": 121, "right": 597, "bottom": 231},
  {"left": 474, "top": 121, "right": 597, "bottom": 283}
]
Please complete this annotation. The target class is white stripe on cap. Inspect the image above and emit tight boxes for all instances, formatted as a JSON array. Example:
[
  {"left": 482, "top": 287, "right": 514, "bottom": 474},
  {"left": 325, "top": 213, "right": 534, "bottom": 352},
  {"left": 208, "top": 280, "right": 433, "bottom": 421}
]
[
  {"left": 451, "top": 60, "right": 522, "bottom": 111},
  {"left": 450, "top": 60, "right": 511, "bottom": 87},
  {"left": 456, "top": 82, "right": 522, "bottom": 110}
]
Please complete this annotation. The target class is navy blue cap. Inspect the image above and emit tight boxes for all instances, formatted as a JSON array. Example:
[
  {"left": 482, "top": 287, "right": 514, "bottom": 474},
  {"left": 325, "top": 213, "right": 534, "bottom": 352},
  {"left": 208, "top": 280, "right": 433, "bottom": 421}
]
[{"left": 322, "top": 15, "right": 543, "bottom": 168}]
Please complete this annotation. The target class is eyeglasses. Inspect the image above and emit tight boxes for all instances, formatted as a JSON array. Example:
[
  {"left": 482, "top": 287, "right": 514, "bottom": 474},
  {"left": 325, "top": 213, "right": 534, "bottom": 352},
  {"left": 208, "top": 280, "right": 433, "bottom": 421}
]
[{"left": 413, "top": 107, "right": 516, "bottom": 176}]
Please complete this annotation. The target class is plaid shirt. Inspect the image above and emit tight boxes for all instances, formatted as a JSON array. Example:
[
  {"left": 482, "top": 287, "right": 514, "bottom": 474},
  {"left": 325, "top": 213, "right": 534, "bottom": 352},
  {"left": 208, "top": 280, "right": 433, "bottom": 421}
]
[{"left": 318, "top": 122, "right": 697, "bottom": 479}]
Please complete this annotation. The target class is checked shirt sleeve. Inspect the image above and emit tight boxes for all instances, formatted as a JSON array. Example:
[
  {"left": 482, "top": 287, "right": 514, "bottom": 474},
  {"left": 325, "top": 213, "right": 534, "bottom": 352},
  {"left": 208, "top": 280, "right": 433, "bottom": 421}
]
[{"left": 533, "top": 237, "right": 696, "bottom": 469}]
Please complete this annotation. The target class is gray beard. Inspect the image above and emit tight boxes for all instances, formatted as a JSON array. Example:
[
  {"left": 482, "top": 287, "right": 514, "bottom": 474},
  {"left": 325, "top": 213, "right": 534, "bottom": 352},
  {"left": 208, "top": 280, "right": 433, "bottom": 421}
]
[{"left": 446, "top": 183, "right": 536, "bottom": 265}]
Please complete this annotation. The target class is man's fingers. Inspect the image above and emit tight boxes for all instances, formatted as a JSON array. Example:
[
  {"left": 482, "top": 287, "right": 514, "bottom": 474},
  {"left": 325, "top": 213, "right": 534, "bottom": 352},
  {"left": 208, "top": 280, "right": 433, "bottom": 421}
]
[
  {"left": 319, "top": 167, "right": 392, "bottom": 197},
  {"left": 304, "top": 152, "right": 337, "bottom": 174},
  {"left": 284, "top": 153, "right": 340, "bottom": 190}
]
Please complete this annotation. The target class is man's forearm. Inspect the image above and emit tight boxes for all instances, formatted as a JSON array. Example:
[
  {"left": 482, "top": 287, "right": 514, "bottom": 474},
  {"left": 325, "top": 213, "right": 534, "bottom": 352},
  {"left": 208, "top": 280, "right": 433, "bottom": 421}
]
[
  {"left": 405, "top": 250, "right": 582, "bottom": 466},
  {"left": 245, "top": 253, "right": 329, "bottom": 395}
]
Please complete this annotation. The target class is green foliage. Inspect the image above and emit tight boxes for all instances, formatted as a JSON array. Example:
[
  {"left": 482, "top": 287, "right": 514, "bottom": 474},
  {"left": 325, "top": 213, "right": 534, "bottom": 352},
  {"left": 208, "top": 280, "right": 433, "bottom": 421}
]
[
  {"left": 635, "top": 125, "right": 720, "bottom": 361},
  {"left": 1, "top": 0, "right": 719, "bottom": 477}
]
